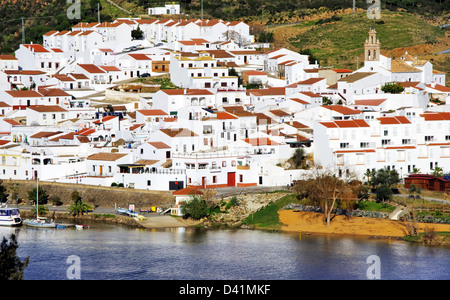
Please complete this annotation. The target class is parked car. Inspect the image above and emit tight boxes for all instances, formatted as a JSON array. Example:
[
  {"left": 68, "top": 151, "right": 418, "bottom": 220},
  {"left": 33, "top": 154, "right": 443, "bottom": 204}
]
[{"left": 139, "top": 73, "right": 151, "bottom": 78}]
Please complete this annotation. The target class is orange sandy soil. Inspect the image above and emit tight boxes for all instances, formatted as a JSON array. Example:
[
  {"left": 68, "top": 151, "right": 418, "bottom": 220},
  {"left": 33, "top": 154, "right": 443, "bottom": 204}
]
[{"left": 279, "top": 210, "right": 450, "bottom": 238}]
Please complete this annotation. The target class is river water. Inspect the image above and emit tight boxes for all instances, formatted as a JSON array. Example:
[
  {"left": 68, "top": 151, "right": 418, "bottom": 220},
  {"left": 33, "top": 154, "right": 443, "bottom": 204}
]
[{"left": 1, "top": 222, "right": 449, "bottom": 280}]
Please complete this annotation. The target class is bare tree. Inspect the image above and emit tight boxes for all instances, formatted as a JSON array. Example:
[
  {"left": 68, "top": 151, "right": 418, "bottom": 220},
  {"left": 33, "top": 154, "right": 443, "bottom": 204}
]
[
  {"left": 403, "top": 209, "right": 419, "bottom": 237},
  {"left": 295, "top": 166, "right": 358, "bottom": 226}
]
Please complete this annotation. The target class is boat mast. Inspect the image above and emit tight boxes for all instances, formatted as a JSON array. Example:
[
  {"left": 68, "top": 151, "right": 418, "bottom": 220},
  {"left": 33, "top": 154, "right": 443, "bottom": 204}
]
[{"left": 36, "top": 173, "right": 39, "bottom": 220}]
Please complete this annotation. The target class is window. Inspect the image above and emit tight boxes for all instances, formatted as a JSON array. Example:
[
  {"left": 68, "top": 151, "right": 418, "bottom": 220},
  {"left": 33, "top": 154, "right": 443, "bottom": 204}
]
[
  {"left": 446, "top": 135, "right": 450, "bottom": 141},
  {"left": 108, "top": 166, "right": 112, "bottom": 173},
  {"left": 360, "top": 142, "right": 369, "bottom": 148},
  {"left": 402, "top": 139, "right": 411, "bottom": 145},
  {"left": 222, "top": 161, "right": 226, "bottom": 167},
  {"left": 147, "top": 180, "right": 151, "bottom": 186},
  {"left": 340, "top": 143, "right": 349, "bottom": 149},
  {"left": 52, "top": 114, "right": 56, "bottom": 119},
  {"left": 43, "top": 114, "right": 47, "bottom": 120},
  {"left": 382, "top": 139, "right": 391, "bottom": 146},
  {"left": 384, "top": 130, "right": 388, "bottom": 136},
  {"left": 212, "top": 176, "right": 217, "bottom": 183},
  {"left": 425, "top": 136, "right": 434, "bottom": 142}
]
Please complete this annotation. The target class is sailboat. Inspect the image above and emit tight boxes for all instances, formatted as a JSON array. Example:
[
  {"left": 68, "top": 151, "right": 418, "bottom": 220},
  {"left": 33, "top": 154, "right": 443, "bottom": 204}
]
[{"left": 24, "top": 175, "right": 56, "bottom": 228}]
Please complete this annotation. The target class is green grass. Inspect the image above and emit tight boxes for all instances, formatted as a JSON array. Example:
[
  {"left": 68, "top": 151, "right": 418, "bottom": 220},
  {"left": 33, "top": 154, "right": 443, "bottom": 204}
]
[
  {"left": 242, "top": 194, "right": 300, "bottom": 230},
  {"left": 356, "top": 200, "right": 396, "bottom": 213},
  {"left": 289, "top": 11, "right": 446, "bottom": 69}
]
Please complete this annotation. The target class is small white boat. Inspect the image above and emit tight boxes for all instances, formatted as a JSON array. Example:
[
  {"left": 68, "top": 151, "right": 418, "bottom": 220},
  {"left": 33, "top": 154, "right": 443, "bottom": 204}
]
[
  {"left": 0, "top": 205, "right": 22, "bottom": 226},
  {"left": 23, "top": 175, "right": 56, "bottom": 229},
  {"left": 75, "top": 224, "right": 90, "bottom": 229},
  {"left": 24, "top": 218, "right": 56, "bottom": 228}
]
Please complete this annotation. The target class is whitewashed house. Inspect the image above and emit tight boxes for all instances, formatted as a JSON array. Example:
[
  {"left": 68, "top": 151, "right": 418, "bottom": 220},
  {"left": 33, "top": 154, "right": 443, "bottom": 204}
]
[{"left": 26, "top": 105, "right": 68, "bottom": 126}]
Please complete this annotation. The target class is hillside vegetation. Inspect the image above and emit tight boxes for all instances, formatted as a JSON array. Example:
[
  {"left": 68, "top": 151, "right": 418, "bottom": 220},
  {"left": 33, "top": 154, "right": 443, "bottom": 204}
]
[
  {"left": 284, "top": 10, "right": 448, "bottom": 70},
  {"left": 0, "top": 0, "right": 448, "bottom": 84}
]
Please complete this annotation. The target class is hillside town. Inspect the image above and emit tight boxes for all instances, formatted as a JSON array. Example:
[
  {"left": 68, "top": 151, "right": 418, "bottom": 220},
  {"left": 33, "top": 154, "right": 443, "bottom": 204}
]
[{"left": 0, "top": 12, "right": 449, "bottom": 214}]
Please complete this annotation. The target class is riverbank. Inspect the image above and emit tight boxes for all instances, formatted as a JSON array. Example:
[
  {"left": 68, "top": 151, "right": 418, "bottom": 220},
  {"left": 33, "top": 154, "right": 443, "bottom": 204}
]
[
  {"left": 19, "top": 209, "right": 191, "bottom": 229},
  {"left": 279, "top": 210, "right": 450, "bottom": 237}
]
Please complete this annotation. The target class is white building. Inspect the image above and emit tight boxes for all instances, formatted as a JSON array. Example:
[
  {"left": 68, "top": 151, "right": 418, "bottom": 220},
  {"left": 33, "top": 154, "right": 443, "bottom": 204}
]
[{"left": 149, "top": 3, "right": 181, "bottom": 15}]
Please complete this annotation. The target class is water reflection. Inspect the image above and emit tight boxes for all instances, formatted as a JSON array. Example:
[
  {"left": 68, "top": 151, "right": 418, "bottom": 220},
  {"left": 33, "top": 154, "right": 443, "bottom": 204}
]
[{"left": 0, "top": 225, "right": 449, "bottom": 280}]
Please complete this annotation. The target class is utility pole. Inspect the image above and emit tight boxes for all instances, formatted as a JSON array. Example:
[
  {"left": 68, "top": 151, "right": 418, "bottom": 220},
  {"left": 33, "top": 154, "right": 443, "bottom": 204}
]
[
  {"left": 201, "top": 0, "right": 203, "bottom": 21},
  {"left": 98, "top": 3, "right": 101, "bottom": 23},
  {"left": 21, "top": 17, "right": 25, "bottom": 44},
  {"left": 353, "top": 0, "right": 356, "bottom": 13}
]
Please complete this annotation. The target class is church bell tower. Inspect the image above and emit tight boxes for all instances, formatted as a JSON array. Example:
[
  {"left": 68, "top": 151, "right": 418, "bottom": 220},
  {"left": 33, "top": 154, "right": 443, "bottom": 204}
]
[{"left": 364, "top": 28, "right": 380, "bottom": 61}]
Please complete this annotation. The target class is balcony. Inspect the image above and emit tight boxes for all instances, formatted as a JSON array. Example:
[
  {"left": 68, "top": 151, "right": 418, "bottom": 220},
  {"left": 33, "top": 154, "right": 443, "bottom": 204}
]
[{"left": 237, "top": 165, "right": 250, "bottom": 170}]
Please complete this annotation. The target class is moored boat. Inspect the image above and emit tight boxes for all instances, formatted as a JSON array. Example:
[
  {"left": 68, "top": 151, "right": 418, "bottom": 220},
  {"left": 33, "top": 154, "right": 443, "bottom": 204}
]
[
  {"left": 24, "top": 218, "right": 56, "bottom": 228},
  {"left": 75, "top": 224, "right": 90, "bottom": 229},
  {"left": 23, "top": 175, "right": 56, "bottom": 229},
  {"left": 0, "top": 204, "right": 22, "bottom": 226}
]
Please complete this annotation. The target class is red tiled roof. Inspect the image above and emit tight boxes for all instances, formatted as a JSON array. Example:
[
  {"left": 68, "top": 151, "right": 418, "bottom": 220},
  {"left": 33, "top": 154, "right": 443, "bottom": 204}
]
[
  {"left": 0, "top": 55, "right": 17, "bottom": 60},
  {"left": 419, "top": 112, "right": 450, "bottom": 121},
  {"left": 320, "top": 119, "right": 369, "bottom": 128},
  {"left": 78, "top": 64, "right": 105, "bottom": 74},
  {"left": 23, "top": 44, "right": 49, "bottom": 53},
  {"left": 354, "top": 99, "right": 387, "bottom": 106},
  {"left": 377, "top": 116, "right": 412, "bottom": 124},
  {"left": 243, "top": 138, "right": 281, "bottom": 146},
  {"left": 297, "top": 78, "right": 325, "bottom": 85},
  {"left": 322, "top": 105, "right": 361, "bottom": 115},
  {"left": 128, "top": 54, "right": 151, "bottom": 60},
  {"left": 5, "top": 90, "right": 42, "bottom": 98},
  {"left": 137, "top": 109, "right": 168, "bottom": 116},
  {"left": 216, "top": 111, "right": 238, "bottom": 120},
  {"left": 300, "top": 91, "right": 321, "bottom": 98},
  {"left": 28, "top": 105, "right": 68, "bottom": 113},
  {"left": 172, "top": 186, "right": 203, "bottom": 196},
  {"left": 148, "top": 141, "right": 170, "bottom": 149}
]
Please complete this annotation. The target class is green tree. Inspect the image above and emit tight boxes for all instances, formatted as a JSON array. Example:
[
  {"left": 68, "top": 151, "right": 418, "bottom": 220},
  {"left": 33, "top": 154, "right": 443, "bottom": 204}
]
[
  {"left": 68, "top": 191, "right": 93, "bottom": 217},
  {"left": 375, "top": 184, "right": 393, "bottom": 203},
  {"left": 132, "top": 25, "right": 144, "bottom": 40},
  {"left": 291, "top": 148, "right": 306, "bottom": 168},
  {"left": 0, "top": 234, "right": 29, "bottom": 280},
  {"left": 381, "top": 82, "right": 405, "bottom": 94},
  {"left": 0, "top": 179, "right": 9, "bottom": 203},
  {"left": 432, "top": 166, "right": 443, "bottom": 177},
  {"left": 27, "top": 186, "right": 49, "bottom": 205},
  {"left": 181, "top": 195, "right": 209, "bottom": 220},
  {"left": 257, "top": 31, "right": 274, "bottom": 43},
  {"left": 372, "top": 168, "right": 400, "bottom": 188}
]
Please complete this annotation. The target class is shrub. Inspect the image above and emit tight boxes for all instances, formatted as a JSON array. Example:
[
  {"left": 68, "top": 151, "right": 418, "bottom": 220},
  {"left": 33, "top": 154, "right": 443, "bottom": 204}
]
[
  {"left": 181, "top": 196, "right": 209, "bottom": 220},
  {"left": 375, "top": 184, "right": 393, "bottom": 203}
]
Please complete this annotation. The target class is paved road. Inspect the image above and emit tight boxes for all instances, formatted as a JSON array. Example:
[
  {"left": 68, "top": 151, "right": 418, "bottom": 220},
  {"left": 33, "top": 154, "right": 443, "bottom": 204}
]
[{"left": 436, "top": 48, "right": 450, "bottom": 54}]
